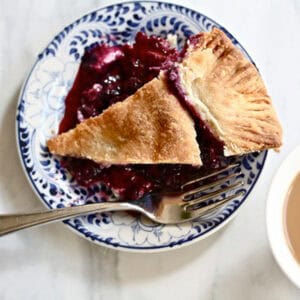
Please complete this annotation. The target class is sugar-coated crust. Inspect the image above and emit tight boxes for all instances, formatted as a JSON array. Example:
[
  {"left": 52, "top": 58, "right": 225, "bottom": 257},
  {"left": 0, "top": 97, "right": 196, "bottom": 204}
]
[
  {"left": 47, "top": 77, "right": 202, "bottom": 165},
  {"left": 179, "top": 28, "right": 282, "bottom": 155}
]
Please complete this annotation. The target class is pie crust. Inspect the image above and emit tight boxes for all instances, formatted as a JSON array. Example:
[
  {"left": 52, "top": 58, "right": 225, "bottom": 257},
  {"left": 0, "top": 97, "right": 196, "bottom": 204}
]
[
  {"left": 179, "top": 28, "right": 282, "bottom": 155},
  {"left": 48, "top": 28, "right": 283, "bottom": 167},
  {"left": 47, "top": 77, "right": 202, "bottom": 165}
]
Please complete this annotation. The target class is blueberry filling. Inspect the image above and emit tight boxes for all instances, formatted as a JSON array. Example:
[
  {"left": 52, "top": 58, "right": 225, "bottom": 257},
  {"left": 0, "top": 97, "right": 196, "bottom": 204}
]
[
  {"left": 59, "top": 32, "right": 178, "bottom": 131},
  {"left": 58, "top": 32, "right": 226, "bottom": 201}
]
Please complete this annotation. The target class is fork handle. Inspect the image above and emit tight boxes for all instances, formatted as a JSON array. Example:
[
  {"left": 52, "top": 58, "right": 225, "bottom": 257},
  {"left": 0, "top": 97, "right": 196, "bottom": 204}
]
[{"left": 0, "top": 202, "right": 136, "bottom": 236}]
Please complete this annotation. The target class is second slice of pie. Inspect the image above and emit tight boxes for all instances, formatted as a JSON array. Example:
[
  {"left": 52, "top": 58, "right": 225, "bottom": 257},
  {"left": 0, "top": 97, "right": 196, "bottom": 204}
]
[{"left": 175, "top": 28, "right": 282, "bottom": 156}]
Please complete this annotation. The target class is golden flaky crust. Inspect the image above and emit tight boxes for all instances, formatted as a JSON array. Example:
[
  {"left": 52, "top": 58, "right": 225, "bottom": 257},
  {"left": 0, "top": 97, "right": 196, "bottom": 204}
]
[
  {"left": 47, "top": 77, "right": 202, "bottom": 165},
  {"left": 179, "top": 28, "right": 282, "bottom": 155}
]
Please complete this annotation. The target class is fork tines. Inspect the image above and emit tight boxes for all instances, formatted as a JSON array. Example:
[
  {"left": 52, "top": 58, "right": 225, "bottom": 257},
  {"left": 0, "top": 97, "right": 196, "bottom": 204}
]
[
  {"left": 184, "top": 190, "right": 245, "bottom": 213},
  {"left": 181, "top": 163, "right": 244, "bottom": 212},
  {"left": 181, "top": 163, "right": 240, "bottom": 189}
]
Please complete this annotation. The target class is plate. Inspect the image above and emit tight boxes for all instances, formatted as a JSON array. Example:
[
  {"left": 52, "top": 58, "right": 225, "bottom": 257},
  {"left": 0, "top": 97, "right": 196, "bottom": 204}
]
[
  {"left": 16, "top": 1, "right": 266, "bottom": 252},
  {"left": 267, "top": 146, "right": 300, "bottom": 288}
]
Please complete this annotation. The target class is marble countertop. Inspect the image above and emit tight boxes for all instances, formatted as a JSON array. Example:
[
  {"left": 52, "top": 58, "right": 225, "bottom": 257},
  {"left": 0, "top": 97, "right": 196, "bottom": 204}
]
[{"left": 1, "top": 0, "right": 300, "bottom": 299}]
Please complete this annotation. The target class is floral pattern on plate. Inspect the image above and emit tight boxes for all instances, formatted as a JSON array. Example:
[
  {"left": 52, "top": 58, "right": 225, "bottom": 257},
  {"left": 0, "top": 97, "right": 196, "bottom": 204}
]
[{"left": 16, "top": 1, "right": 266, "bottom": 252}]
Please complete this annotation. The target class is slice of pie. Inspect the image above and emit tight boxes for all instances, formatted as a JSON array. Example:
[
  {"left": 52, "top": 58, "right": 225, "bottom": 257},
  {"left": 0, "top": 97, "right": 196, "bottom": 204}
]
[
  {"left": 48, "top": 28, "right": 282, "bottom": 172},
  {"left": 176, "top": 28, "right": 282, "bottom": 156},
  {"left": 47, "top": 77, "right": 202, "bottom": 165}
]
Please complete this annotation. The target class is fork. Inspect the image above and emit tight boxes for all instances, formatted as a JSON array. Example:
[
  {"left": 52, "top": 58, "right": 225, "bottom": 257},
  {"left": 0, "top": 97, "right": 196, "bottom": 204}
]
[{"left": 0, "top": 163, "right": 244, "bottom": 236}]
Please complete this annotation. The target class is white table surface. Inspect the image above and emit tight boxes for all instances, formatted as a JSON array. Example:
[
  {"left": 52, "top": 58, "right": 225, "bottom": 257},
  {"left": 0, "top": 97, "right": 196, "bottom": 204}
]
[{"left": 1, "top": 0, "right": 300, "bottom": 299}]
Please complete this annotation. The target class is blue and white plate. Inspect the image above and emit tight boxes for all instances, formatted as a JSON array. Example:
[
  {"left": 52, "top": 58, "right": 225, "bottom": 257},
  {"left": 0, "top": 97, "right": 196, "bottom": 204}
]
[{"left": 16, "top": 1, "right": 266, "bottom": 252}]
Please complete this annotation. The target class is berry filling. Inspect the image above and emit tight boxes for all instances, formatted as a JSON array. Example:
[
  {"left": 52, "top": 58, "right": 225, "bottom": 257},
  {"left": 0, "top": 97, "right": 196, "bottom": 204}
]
[
  {"left": 59, "top": 32, "right": 178, "bottom": 131},
  {"left": 58, "top": 32, "right": 226, "bottom": 201}
]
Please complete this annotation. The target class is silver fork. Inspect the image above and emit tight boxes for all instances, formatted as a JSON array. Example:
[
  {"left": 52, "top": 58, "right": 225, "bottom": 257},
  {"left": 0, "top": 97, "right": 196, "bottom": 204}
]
[{"left": 0, "top": 164, "right": 244, "bottom": 236}]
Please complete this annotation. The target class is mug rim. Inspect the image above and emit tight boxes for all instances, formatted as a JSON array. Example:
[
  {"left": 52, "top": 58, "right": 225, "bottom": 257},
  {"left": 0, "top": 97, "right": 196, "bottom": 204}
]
[{"left": 266, "top": 146, "right": 300, "bottom": 288}]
